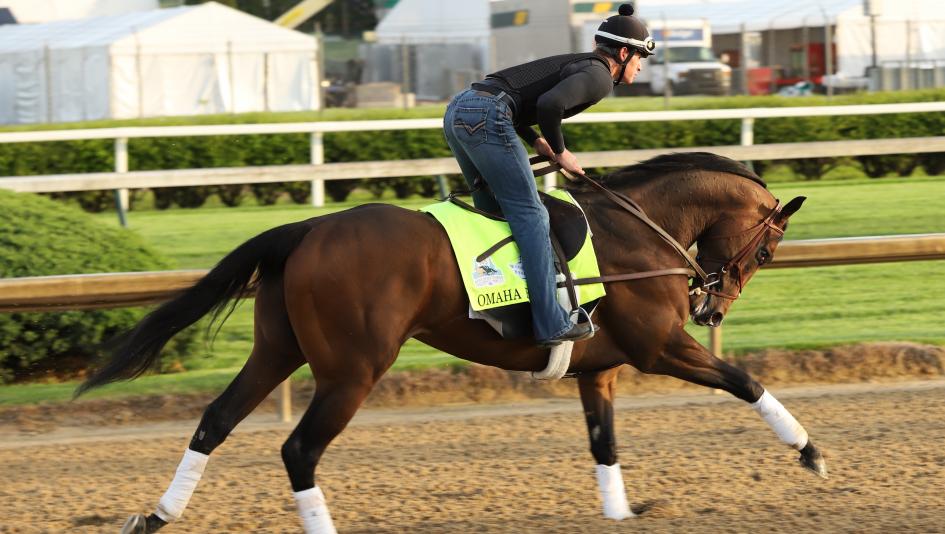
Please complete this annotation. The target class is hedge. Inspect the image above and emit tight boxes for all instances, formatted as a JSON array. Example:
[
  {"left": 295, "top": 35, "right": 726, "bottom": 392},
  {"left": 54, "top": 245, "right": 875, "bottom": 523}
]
[
  {"left": 0, "top": 189, "right": 197, "bottom": 383},
  {"left": 1, "top": 89, "right": 944, "bottom": 211}
]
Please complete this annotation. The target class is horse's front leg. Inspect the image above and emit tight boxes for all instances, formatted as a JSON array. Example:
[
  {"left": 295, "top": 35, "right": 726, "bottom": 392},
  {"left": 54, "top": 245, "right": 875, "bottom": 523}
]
[
  {"left": 652, "top": 327, "right": 828, "bottom": 478},
  {"left": 578, "top": 367, "right": 634, "bottom": 520}
]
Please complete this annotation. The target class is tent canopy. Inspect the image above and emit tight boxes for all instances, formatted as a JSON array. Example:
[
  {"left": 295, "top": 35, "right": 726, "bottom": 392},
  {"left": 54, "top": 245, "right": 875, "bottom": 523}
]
[
  {"left": 0, "top": 2, "right": 319, "bottom": 124},
  {"left": 375, "top": 0, "right": 490, "bottom": 44},
  {"left": 636, "top": 0, "right": 945, "bottom": 34},
  {"left": 637, "top": 0, "right": 861, "bottom": 34},
  {"left": 0, "top": 0, "right": 157, "bottom": 24},
  {"left": 0, "top": 2, "right": 316, "bottom": 54}
]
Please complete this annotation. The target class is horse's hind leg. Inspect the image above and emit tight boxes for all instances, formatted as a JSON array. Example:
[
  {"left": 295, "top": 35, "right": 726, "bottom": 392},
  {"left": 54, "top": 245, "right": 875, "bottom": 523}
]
[
  {"left": 280, "top": 365, "right": 383, "bottom": 534},
  {"left": 651, "top": 328, "right": 827, "bottom": 479},
  {"left": 122, "top": 285, "right": 305, "bottom": 533}
]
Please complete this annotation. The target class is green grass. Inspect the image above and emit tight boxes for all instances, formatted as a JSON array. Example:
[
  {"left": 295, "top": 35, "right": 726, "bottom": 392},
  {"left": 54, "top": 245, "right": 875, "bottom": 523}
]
[{"left": 2, "top": 175, "right": 943, "bottom": 406}]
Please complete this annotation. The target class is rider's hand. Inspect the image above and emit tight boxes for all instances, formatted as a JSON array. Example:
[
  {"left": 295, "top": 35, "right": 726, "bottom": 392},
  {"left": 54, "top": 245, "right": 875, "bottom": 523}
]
[
  {"left": 556, "top": 149, "right": 584, "bottom": 179},
  {"left": 533, "top": 138, "right": 556, "bottom": 160}
]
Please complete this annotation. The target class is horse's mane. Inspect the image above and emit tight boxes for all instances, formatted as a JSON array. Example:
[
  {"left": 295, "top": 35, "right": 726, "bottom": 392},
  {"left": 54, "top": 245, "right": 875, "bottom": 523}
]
[{"left": 567, "top": 152, "right": 766, "bottom": 191}]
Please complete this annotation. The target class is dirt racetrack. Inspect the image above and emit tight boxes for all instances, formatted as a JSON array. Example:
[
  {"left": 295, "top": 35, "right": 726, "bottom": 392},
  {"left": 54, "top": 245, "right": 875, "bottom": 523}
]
[{"left": 3, "top": 379, "right": 945, "bottom": 533}]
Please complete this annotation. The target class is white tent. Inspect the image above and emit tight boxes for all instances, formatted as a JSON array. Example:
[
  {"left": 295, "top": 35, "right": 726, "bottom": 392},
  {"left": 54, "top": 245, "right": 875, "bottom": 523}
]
[
  {"left": 0, "top": 0, "right": 158, "bottom": 24},
  {"left": 369, "top": 0, "right": 491, "bottom": 100},
  {"left": 0, "top": 2, "right": 319, "bottom": 124},
  {"left": 636, "top": 0, "right": 945, "bottom": 79},
  {"left": 375, "top": 0, "right": 490, "bottom": 45}
]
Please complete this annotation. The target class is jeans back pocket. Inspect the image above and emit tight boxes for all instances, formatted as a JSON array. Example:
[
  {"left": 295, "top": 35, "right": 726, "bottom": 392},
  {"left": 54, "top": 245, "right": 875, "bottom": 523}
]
[{"left": 452, "top": 106, "right": 488, "bottom": 148}]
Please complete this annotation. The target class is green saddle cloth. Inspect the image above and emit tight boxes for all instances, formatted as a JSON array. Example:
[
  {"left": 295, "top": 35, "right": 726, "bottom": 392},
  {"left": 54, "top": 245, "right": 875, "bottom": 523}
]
[{"left": 421, "top": 189, "right": 606, "bottom": 311}]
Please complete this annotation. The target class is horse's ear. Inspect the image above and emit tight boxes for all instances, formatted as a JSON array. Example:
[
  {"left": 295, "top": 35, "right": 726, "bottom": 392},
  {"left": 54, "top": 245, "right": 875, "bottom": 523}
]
[{"left": 777, "top": 196, "right": 806, "bottom": 221}]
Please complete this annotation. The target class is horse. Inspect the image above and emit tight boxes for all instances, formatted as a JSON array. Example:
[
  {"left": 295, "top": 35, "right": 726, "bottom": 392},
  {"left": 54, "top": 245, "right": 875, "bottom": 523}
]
[{"left": 77, "top": 152, "right": 825, "bottom": 534}]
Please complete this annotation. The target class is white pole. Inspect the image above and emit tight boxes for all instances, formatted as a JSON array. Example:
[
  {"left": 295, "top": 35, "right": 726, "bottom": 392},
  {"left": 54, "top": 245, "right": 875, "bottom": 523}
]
[
  {"left": 544, "top": 172, "right": 557, "bottom": 193},
  {"left": 740, "top": 116, "right": 755, "bottom": 172},
  {"left": 741, "top": 117, "right": 755, "bottom": 146},
  {"left": 43, "top": 43, "right": 52, "bottom": 123},
  {"left": 310, "top": 132, "right": 325, "bottom": 207},
  {"left": 227, "top": 40, "right": 235, "bottom": 113}
]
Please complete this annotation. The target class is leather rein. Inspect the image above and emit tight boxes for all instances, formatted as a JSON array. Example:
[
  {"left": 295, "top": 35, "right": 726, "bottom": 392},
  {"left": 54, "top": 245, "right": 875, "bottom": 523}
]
[{"left": 529, "top": 156, "right": 784, "bottom": 301}]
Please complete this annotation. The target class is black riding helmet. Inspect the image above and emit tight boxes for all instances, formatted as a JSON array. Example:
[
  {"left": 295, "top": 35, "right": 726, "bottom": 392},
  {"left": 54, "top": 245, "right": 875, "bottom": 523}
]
[{"left": 595, "top": 3, "right": 655, "bottom": 86}]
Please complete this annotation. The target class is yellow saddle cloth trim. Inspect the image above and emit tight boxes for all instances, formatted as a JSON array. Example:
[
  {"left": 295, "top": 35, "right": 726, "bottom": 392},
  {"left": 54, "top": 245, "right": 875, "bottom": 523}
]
[{"left": 421, "top": 190, "right": 606, "bottom": 311}]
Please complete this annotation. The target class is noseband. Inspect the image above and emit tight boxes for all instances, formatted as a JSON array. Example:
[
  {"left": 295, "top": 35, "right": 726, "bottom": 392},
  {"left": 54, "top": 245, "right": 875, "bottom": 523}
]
[
  {"left": 531, "top": 157, "right": 782, "bottom": 304},
  {"left": 693, "top": 201, "right": 784, "bottom": 301}
]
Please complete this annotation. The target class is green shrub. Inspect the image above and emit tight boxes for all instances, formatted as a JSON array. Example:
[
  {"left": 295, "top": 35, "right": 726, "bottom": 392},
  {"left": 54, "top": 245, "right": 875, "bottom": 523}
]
[
  {"left": 0, "top": 189, "right": 197, "bottom": 383},
  {"left": 215, "top": 184, "right": 248, "bottom": 207}
]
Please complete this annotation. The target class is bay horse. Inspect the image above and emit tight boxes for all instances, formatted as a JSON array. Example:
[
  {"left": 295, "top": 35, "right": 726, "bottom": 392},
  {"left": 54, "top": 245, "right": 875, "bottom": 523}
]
[{"left": 78, "top": 152, "right": 826, "bottom": 534}]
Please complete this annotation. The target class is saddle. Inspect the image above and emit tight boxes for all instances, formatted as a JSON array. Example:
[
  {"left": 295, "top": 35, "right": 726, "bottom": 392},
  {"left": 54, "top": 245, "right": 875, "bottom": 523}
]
[
  {"left": 444, "top": 181, "right": 598, "bottom": 341},
  {"left": 447, "top": 190, "right": 589, "bottom": 262}
]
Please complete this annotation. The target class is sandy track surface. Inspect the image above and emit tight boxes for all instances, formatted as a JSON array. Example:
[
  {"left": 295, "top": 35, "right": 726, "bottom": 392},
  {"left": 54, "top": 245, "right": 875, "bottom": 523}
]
[{"left": 3, "top": 380, "right": 945, "bottom": 533}]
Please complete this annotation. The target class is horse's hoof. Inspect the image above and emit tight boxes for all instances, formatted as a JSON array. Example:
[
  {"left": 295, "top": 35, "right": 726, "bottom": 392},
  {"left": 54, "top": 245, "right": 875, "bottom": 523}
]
[
  {"left": 798, "top": 441, "right": 828, "bottom": 479},
  {"left": 120, "top": 514, "right": 148, "bottom": 534}
]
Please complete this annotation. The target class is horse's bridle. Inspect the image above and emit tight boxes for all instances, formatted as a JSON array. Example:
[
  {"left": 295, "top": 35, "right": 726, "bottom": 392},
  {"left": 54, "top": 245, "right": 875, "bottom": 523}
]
[
  {"left": 691, "top": 201, "right": 784, "bottom": 301},
  {"left": 530, "top": 157, "right": 783, "bottom": 302}
]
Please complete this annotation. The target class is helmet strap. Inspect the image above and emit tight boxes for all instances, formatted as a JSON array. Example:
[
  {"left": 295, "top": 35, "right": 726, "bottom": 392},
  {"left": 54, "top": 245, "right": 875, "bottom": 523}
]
[{"left": 613, "top": 49, "right": 632, "bottom": 87}]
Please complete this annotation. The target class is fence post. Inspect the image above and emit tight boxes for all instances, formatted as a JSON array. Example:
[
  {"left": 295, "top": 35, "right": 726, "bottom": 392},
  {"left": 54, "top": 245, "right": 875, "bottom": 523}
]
[
  {"left": 114, "top": 137, "right": 129, "bottom": 228},
  {"left": 278, "top": 379, "right": 292, "bottom": 422},
  {"left": 709, "top": 326, "right": 722, "bottom": 358},
  {"left": 436, "top": 175, "right": 450, "bottom": 198},
  {"left": 740, "top": 117, "right": 755, "bottom": 172},
  {"left": 310, "top": 132, "right": 325, "bottom": 207}
]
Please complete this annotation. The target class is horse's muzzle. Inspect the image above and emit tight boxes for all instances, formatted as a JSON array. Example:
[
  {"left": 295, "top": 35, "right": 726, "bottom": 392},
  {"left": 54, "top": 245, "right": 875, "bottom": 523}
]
[{"left": 692, "top": 309, "right": 724, "bottom": 327}]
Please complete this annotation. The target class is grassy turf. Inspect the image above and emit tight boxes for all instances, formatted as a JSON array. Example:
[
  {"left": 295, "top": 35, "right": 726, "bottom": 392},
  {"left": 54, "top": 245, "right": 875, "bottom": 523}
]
[{"left": 2, "top": 175, "right": 942, "bottom": 405}]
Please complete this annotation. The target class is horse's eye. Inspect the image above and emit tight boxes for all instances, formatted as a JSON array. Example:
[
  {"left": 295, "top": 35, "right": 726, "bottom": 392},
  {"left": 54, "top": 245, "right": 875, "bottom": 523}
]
[{"left": 756, "top": 248, "right": 771, "bottom": 264}]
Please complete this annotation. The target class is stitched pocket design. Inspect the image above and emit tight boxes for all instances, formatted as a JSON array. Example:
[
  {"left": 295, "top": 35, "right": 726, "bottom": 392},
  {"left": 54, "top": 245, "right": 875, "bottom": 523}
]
[{"left": 452, "top": 107, "right": 488, "bottom": 147}]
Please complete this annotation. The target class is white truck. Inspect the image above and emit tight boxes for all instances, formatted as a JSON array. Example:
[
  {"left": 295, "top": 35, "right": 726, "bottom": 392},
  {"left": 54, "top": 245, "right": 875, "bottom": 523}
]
[{"left": 581, "top": 18, "right": 731, "bottom": 96}]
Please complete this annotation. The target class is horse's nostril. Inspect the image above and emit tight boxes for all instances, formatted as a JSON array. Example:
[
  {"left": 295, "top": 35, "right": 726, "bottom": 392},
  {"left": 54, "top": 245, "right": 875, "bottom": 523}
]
[{"left": 710, "top": 312, "right": 724, "bottom": 326}]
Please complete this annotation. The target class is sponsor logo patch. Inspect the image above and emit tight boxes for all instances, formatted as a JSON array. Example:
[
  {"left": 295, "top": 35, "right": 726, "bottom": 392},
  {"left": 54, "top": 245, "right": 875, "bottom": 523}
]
[{"left": 472, "top": 258, "right": 505, "bottom": 287}]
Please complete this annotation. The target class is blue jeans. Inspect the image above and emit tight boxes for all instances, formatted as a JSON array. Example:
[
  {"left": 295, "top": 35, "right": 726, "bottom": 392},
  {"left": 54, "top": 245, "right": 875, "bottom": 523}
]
[{"left": 443, "top": 88, "right": 571, "bottom": 342}]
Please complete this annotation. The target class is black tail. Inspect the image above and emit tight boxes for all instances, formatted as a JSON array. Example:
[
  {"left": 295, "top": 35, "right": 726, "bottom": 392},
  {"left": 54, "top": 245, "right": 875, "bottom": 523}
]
[{"left": 75, "top": 220, "right": 313, "bottom": 397}]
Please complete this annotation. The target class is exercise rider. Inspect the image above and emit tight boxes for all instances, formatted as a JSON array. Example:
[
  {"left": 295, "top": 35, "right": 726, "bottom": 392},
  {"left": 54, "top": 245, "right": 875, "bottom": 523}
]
[{"left": 442, "top": 3, "right": 655, "bottom": 347}]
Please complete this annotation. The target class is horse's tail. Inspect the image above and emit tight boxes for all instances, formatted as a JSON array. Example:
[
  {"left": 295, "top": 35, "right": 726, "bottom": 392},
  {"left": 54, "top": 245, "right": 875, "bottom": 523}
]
[{"left": 75, "top": 220, "right": 313, "bottom": 397}]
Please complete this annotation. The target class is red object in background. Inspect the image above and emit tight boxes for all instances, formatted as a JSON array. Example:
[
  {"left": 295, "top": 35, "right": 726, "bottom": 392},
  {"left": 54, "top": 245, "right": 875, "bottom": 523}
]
[
  {"left": 747, "top": 67, "right": 774, "bottom": 95},
  {"left": 779, "top": 42, "right": 838, "bottom": 86}
]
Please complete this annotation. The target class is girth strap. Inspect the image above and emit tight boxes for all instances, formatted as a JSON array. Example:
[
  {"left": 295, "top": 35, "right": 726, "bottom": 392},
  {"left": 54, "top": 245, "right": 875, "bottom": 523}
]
[
  {"left": 476, "top": 235, "right": 515, "bottom": 263},
  {"left": 561, "top": 267, "right": 695, "bottom": 287}
]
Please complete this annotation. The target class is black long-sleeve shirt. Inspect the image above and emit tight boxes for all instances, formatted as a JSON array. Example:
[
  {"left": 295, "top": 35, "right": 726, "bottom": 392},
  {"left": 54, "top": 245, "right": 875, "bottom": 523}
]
[{"left": 476, "top": 54, "right": 613, "bottom": 154}]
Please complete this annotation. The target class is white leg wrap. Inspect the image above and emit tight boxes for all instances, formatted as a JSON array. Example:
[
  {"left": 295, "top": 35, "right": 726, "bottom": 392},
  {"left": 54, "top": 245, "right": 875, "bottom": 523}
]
[
  {"left": 595, "top": 463, "right": 634, "bottom": 520},
  {"left": 154, "top": 448, "right": 209, "bottom": 522},
  {"left": 294, "top": 486, "right": 337, "bottom": 534},
  {"left": 751, "top": 390, "right": 809, "bottom": 450}
]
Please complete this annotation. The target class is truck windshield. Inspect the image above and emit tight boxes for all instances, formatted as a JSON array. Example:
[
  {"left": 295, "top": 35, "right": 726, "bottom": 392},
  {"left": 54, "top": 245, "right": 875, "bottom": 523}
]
[{"left": 651, "top": 46, "right": 718, "bottom": 64}]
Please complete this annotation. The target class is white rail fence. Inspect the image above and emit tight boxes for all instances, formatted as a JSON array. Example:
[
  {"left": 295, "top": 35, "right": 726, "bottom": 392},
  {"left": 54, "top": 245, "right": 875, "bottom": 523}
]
[{"left": 2, "top": 102, "right": 944, "bottom": 220}]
